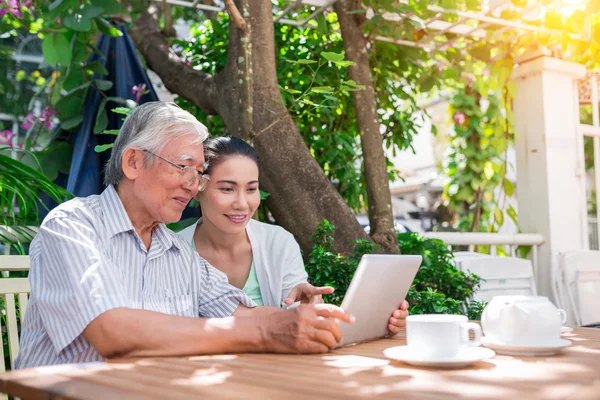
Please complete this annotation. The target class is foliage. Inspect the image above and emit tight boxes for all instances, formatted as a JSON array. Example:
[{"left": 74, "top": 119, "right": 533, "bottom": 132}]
[
  {"left": 406, "top": 287, "right": 463, "bottom": 315},
  {"left": 306, "top": 220, "right": 486, "bottom": 319},
  {"left": 398, "top": 232, "right": 480, "bottom": 301},
  {"left": 175, "top": 12, "right": 424, "bottom": 212},
  {"left": 0, "top": 0, "right": 128, "bottom": 131},
  {"left": 443, "top": 72, "right": 516, "bottom": 235},
  {"left": 305, "top": 220, "right": 378, "bottom": 305},
  {"left": 467, "top": 299, "right": 488, "bottom": 321},
  {"left": 0, "top": 146, "right": 71, "bottom": 251}
]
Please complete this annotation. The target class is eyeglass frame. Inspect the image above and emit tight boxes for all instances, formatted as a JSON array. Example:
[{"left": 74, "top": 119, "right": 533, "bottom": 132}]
[{"left": 142, "top": 149, "right": 210, "bottom": 189}]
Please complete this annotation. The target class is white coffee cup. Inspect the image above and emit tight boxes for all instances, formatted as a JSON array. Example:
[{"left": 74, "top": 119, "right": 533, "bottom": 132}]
[
  {"left": 406, "top": 314, "right": 482, "bottom": 360},
  {"left": 481, "top": 295, "right": 567, "bottom": 346}
]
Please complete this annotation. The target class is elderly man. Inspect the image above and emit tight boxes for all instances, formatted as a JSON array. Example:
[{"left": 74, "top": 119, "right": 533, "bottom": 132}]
[{"left": 15, "top": 102, "right": 356, "bottom": 369}]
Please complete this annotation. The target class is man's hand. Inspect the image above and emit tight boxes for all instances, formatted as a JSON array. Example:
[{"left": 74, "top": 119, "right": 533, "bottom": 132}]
[
  {"left": 388, "top": 300, "right": 409, "bottom": 335},
  {"left": 263, "top": 304, "right": 354, "bottom": 353},
  {"left": 284, "top": 283, "right": 334, "bottom": 305}
]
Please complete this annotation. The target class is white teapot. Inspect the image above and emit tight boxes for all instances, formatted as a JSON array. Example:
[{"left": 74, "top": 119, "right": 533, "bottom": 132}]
[{"left": 481, "top": 296, "right": 567, "bottom": 345}]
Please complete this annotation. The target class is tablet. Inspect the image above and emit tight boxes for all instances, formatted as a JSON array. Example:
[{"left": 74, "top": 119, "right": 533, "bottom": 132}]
[{"left": 336, "top": 254, "right": 422, "bottom": 347}]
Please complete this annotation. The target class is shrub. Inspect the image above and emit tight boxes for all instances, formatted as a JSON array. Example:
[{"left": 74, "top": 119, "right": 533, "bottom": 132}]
[{"left": 305, "top": 220, "right": 487, "bottom": 319}]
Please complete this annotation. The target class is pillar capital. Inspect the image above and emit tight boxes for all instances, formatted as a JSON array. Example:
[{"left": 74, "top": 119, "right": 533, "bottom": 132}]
[{"left": 512, "top": 56, "right": 586, "bottom": 81}]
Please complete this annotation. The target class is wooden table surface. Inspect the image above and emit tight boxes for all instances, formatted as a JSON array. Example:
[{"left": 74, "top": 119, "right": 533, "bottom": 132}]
[{"left": 1, "top": 327, "right": 600, "bottom": 400}]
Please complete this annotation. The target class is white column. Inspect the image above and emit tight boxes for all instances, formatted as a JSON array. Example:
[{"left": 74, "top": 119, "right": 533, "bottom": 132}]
[{"left": 512, "top": 57, "right": 586, "bottom": 308}]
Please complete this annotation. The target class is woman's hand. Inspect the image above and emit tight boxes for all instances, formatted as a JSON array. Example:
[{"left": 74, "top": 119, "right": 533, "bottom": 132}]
[
  {"left": 388, "top": 300, "right": 410, "bottom": 335},
  {"left": 284, "top": 283, "right": 334, "bottom": 305}
]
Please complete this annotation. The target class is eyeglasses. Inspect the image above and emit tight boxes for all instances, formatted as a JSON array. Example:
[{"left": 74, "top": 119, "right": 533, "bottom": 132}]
[{"left": 143, "top": 149, "right": 210, "bottom": 191}]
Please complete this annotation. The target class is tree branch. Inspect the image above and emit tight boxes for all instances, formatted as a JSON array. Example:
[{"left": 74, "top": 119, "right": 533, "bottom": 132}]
[
  {"left": 129, "top": 7, "right": 220, "bottom": 115},
  {"left": 236, "top": 0, "right": 254, "bottom": 141},
  {"left": 225, "top": 0, "right": 247, "bottom": 31}
]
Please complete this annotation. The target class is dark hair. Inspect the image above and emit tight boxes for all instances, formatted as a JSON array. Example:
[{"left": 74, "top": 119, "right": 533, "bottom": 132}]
[{"left": 203, "top": 136, "right": 259, "bottom": 175}]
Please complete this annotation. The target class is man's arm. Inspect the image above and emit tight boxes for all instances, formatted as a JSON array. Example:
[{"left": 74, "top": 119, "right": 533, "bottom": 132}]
[
  {"left": 83, "top": 308, "right": 265, "bottom": 358},
  {"left": 83, "top": 303, "right": 354, "bottom": 358}
]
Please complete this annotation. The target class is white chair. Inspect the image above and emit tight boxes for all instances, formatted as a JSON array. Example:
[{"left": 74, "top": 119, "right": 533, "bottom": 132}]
[
  {"left": 459, "top": 256, "right": 537, "bottom": 303},
  {"left": 0, "top": 256, "right": 30, "bottom": 400},
  {"left": 0, "top": 256, "right": 30, "bottom": 273},
  {"left": 452, "top": 252, "right": 491, "bottom": 268},
  {"left": 558, "top": 251, "right": 600, "bottom": 326}
]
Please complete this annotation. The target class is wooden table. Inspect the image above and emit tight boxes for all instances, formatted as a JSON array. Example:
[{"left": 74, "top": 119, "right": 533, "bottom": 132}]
[{"left": 2, "top": 328, "right": 600, "bottom": 400}]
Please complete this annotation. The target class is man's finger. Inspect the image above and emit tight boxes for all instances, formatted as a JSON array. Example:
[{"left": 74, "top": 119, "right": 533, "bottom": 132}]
[
  {"left": 312, "top": 328, "right": 337, "bottom": 350},
  {"left": 313, "top": 317, "right": 342, "bottom": 343},
  {"left": 315, "top": 304, "right": 355, "bottom": 323},
  {"left": 399, "top": 300, "right": 409, "bottom": 310}
]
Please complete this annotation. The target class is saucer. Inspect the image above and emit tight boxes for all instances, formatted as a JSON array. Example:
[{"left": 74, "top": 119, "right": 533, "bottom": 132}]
[
  {"left": 383, "top": 346, "right": 496, "bottom": 368},
  {"left": 561, "top": 326, "right": 574, "bottom": 334},
  {"left": 481, "top": 337, "right": 571, "bottom": 356}
]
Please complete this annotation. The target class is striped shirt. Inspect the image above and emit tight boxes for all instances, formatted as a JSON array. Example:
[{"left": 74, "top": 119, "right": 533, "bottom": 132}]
[{"left": 14, "top": 185, "right": 255, "bottom": 369}]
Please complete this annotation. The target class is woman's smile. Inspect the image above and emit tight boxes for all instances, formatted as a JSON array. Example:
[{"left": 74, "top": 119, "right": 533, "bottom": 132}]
[{"left": 225, "top": 214, "right": 248, "bottom": 224}]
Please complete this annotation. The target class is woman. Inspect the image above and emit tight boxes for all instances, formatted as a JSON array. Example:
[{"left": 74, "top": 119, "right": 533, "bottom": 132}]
[{"left": 178, "top": 137, "right": 408, "bottom": 332}]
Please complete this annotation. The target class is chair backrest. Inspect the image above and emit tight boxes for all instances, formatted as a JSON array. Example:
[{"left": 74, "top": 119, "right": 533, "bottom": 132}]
[
  {"left": 460, "top": 256, "right": 537, "bottom": 303},
  {"left": 0, "top": 255, "right": 30, "bottom": 272},
  {"left": 0, "top": 278, "right": 30, "bottom": 372},
  {"left": 559, "top": 251, "right": 600, "bottom": 326},
  {"left": 452, "top": 252, "right": 491, "bottom": 268},
  {"left": 0, "top": 255, "right": 31, "bottom": 377}
]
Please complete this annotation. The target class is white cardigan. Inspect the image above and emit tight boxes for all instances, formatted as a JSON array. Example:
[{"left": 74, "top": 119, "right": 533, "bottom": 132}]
[{"left": 177, "top": 219, "right": 308, "bottom": 308}]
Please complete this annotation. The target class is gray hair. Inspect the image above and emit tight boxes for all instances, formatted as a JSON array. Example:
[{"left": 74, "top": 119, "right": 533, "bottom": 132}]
[{"left": 104, "top": 101, "right": 209, "bottom": 185}]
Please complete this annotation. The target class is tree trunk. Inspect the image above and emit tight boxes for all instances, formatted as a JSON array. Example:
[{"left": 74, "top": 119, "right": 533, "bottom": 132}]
[
  {"left": 130, "top": 2, "right": 370, "bottom": 255},
  {"left": 334, "top": 0, "right": 399, "bottom": 254}
]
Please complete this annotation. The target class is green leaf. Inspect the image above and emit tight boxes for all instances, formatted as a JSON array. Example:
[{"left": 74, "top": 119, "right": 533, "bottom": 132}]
[
  {"left": 85, "top": 61, "right": 109, "bottom": 75},
  {"left": 504, "top": 179, "right": 515, "bottom": 197},
  {"left": 111, "top": 107, "right": 131, "bottom": 115},
  {"left": 321, "top": 51, "right": 345, "bottom": 62},
  {"left": 468, "top": 45, "right": 490, "bottom": 62},
  {"left": 311, "top": 86, "right": 334, "bottom": 94},
  {"left": 100, "top": 129, "right": 120, "bottom": 135},
  {"left": 91, "top": 0, "right": 120, "bottom": 14},
  {"left": 62, "top": 67, "right": 84, "bottom": 92},
  {"left": 94, "top": 80, "right": 113, "bottom": 91},
  {"left": 94, "top": 98, "right": 109, "bottom": 134},
  {"left": 507, "top": 205, "right": 518, "bottom": 225},
  {"left": 55, "top": 94, "right": 84, "bottom": 121},
  {"left": 64, "top": 13, "right": 93, "bottom": 32},
  {"left": 259, "top": 190, "right": 270, "bottom": 200},
  {"left": 95, "top": 18, "right": 123, "bottom": 37},
  {"left": 296, "top": 59, "right": 317, "bottom": 65},
  {"left": 77, "top": 4, "right": 104, "bottom": 19},
  {"left": 55, "top": 34, "right": 72, "bottom": 66},
  {"left": 494, "top": 208, "right": 504, "bottom": 226},
  {"left": 419, "top": 76, "right": 436, "bottom": 93},
  {"left": 279, "top": 85, "right": 301, "bottom": 95},
  {"left": 94, "top": 144, "right": 114, "bottom": 153},
  {"left": 60, "top": 115, "right": 84, "bottom": 130},
  {"left": 42, "top": 35, "right": 59, "bottom": 67},
  {"left": 36, "top": 142, "right": 73, "bottom": 180},
  {"left": 333, "top": 60, "right": 353, "bottom": 67}
]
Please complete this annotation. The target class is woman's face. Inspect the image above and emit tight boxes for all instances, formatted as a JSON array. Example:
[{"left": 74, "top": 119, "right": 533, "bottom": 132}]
[{"left": 197, "top": 155, "right": 260, "bottom": 234}]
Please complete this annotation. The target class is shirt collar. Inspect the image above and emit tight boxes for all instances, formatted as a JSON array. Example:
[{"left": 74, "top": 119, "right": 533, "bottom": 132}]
[{"left": 99, "top": 185, "right": 181, "bottom": 251}]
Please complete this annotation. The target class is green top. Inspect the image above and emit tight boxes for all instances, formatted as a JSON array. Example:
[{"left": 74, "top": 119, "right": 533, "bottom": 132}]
[
  {"left": 242, "top": 261, "right": 264, "bottom": 306},
  {"left": 191, "top": 239, "right": 264, "bottom": 306}
]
